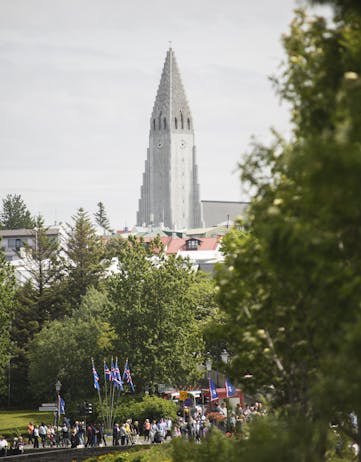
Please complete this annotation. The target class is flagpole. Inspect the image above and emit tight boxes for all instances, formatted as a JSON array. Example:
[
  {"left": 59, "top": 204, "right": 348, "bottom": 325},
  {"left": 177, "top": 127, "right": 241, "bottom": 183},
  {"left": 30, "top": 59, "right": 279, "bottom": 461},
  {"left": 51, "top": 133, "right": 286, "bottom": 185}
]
[
  {"left": 91, "top": 358, "right": 105, "bottom": 428},
  {"left": 112, "top": 356, "right": 123, "bottom": 427},
  {"left": 109, "top": 357, "right": 116, "bottom": 429},
  {"left": 103, "top": 360, "right": 110, "bottom": 431}
]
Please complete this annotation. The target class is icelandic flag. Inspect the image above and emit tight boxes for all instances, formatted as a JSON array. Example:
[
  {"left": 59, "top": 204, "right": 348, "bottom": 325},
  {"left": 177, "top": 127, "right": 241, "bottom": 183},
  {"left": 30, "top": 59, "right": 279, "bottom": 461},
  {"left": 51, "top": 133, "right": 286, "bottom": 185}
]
[
  {"left": 209, "top": 378, "right": 218, "bottom": 401},
  {"left": 114, "top": 358, "right": 124, "bottom": 391},
  {"left": 59, "top": 396, "right": 65, "bottom": 415},
  {"left": 111, "top": 358, "right": 117, "bottom": 382},
  {"left": 225, "top": 377, "right": 236, "bottom": 397},
  {"left": 104, "top": 362, "right": 112, "bottom": 381},
  {"left": 123, "top": 359, "right": 135, "bottom": 392},
  {"left": 92, "top": 359, "right": 100, "bottom": 391}
]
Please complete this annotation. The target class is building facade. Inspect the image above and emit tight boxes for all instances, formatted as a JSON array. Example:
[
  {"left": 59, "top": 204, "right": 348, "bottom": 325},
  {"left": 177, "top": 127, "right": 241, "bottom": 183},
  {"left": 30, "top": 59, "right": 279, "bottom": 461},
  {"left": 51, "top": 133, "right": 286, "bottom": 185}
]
[{"left": 137, "top": 48, "right": 202, "bottom": 230}]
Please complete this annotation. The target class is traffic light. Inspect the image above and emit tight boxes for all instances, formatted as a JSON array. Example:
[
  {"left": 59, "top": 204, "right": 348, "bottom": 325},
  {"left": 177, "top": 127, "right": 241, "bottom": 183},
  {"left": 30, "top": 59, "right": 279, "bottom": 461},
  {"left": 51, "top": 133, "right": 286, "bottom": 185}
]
[
  {"left": 85, "top": 402, "right": 93, "bottom": 415},
  {"left": 80, "top": 402, "right": 93, "bottom": 415}
]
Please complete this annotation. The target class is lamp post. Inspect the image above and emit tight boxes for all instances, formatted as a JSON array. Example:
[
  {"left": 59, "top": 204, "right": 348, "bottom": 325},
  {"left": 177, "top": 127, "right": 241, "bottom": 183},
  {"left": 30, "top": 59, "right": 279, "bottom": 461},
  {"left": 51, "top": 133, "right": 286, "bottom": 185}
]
[
  {"left": 55, "top": 379, "right": 62, "bottom": 445},
  {"left": 204, "top": 357, "right": 213, "bottom": 413},
  {"left": 220, "top": 349, "right": 230, "bottom": 429},
  {"left": 205, "top": 357, "right": 212, "bottom": 379}
]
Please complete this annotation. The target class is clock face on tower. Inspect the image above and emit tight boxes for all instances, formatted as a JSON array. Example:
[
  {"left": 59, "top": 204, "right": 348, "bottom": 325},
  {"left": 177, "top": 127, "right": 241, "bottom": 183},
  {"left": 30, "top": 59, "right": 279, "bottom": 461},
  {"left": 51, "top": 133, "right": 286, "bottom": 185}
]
[
  {"left": 180, "top": 140, "right": 186, "bottom": 149},
  {"left": 156, "top": 141, "right": 163, "bottom": 149}
]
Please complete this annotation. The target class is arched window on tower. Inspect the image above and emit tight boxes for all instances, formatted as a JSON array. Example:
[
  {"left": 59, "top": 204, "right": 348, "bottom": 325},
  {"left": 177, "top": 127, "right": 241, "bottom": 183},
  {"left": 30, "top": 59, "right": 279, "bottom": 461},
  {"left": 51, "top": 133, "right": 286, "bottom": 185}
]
[
  {"left": 175, "top": 117, "right": 178, "bottom": 129},
  {"left": 180, "top": 112, "right": 184, "bottom": 129},
  {"left": 158, "top": 112, "right": 162, "bottom": 130},
  {"left": 153, "top": 119, "right": 156, "bottom": 130},
  {"left": 163, "top": 117, "right": 167, "bottom": 129},
  {"left": 187, "top": 118, "right": 191, "bottom": 130}
]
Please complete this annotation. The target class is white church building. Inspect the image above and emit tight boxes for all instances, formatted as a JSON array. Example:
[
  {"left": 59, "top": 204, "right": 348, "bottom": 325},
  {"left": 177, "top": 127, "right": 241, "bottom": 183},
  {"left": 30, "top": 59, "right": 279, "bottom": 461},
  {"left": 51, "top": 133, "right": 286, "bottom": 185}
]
[{"left": 137, "top": 48, "right": 202, "bottom": 230}]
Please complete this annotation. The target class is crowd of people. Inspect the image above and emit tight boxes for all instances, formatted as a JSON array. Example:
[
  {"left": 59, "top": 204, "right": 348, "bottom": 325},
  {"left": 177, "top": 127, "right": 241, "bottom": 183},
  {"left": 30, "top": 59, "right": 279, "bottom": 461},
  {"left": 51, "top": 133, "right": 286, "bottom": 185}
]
[
  {"left": 0, "top": 435, "right": 24, "bottom": 457},
  {"left": 0, "top": 400, "right": 264, "bottom": 456},
  {"left": 26, "top": 420, "right": 106, "bottom": 449}
]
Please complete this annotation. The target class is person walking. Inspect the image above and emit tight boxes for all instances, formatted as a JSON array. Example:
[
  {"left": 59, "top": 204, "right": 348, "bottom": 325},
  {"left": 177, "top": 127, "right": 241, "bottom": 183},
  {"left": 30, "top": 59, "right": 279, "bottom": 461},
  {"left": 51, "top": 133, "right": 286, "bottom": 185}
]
[
  {"left": 27, "top": 422, "right": 34, "bottom": 445},
  {"left": 0, "top": 436, "right": 8, "bottom": 457},
  {"left": 39, "top": 423, "right": 47, "bottom": 447},
  {"left": 143, "top": 419, "right": 151, "bottom": 442},
  {"left": 33, "top": 425, "right": 40, "bottom": 448}
]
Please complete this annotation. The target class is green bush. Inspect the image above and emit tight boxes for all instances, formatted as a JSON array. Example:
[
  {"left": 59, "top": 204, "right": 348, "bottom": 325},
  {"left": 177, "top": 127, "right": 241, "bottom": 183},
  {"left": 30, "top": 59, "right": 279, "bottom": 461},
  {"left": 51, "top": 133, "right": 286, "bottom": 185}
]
[
  {"left": 114, "top": 395, "right": 177, "bottom": 424},
  {"left": 84, "top": 446, "right": 172, "bottom": 462}
]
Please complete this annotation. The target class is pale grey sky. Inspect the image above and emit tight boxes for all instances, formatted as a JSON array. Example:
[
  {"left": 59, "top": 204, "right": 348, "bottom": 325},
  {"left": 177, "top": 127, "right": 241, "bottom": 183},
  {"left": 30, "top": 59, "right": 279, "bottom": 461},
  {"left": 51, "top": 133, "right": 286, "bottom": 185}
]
[{"left": 0, "top": 0, "right": 327, "bottom": 229}]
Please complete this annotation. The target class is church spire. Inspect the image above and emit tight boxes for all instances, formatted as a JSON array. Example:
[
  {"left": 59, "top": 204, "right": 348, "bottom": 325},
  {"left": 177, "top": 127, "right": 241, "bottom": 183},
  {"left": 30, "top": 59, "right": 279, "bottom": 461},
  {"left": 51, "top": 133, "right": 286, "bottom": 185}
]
[
  {"left": 137, "top": 48, "right": 202, "bottom": 230},
  {"left": 151, "top": 48, "right": 192, "bottom": 132}
]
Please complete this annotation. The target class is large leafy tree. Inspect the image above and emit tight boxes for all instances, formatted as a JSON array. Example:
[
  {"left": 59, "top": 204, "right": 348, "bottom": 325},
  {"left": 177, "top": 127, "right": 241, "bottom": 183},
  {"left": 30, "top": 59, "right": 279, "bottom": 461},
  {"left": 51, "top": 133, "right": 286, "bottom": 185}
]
[
  {"left": 214, "top": 0, "right": 361, "bottom": 457},
  {"left": 0, "top": 194, "right": 35, "bottom": 230},
  {"left": 106, "top": 236, "right": 207, "bottom": 393},
  {"left": 28, "top": 288, "right": 115, "bottom": 403},
  {"left": 63, "top": 208, "right": 106, "bottom": 309},
  {"left": 0, "top": 246, "right": 16, "bottom": 400}
]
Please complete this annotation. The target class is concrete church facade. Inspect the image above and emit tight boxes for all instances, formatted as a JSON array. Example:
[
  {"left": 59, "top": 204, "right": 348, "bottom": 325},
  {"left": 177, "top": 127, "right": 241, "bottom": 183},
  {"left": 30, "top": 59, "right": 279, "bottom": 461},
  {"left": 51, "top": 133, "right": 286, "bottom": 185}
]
[{"left": 137, "top": 48, "right": 202, "bottom": 230}]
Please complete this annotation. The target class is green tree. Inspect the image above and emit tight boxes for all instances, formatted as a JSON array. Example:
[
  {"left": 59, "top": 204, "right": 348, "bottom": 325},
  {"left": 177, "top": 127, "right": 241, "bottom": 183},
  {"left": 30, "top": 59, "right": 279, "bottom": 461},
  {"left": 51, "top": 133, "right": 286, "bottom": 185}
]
[
  {"left": 28, "top": 287, "right": 115, "bottom": 403},
  {"left": 0, "top": 246, "right": 16, "bottom": 400},
  {"left": 213, "top": 0, "right": 361, "bottom": 459},
  {"left": 21, "top": 216, "right": 64, "bottom": 320},
  {"left": 106, "top": 236, "right": 206, "bottom": 392},
  {"left": 0, "top": 194, "right": 35, "bottom": 230},
  {"left": 63, "top": 208, "right": 106, "bottom": 309},
  {"left": 94, "top": 201, "right": 111, "bottom": 234},
  {"left": 9, "top": 217, "right": 66, "bottom": 405}
]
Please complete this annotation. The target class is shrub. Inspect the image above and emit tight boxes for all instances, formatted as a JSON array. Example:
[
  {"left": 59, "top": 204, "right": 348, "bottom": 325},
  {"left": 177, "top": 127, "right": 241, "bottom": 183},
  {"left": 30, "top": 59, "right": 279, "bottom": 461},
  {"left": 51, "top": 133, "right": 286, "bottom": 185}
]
[{"left": 114, "top": 395, "right": 177, "bottom": 424}]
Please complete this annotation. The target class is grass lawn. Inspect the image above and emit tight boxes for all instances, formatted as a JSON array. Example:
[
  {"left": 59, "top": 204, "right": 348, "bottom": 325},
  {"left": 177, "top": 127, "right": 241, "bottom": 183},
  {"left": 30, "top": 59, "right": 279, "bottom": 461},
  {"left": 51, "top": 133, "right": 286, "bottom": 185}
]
[{"left": 0, "top": 410, "right": 53, "bottom": 437}]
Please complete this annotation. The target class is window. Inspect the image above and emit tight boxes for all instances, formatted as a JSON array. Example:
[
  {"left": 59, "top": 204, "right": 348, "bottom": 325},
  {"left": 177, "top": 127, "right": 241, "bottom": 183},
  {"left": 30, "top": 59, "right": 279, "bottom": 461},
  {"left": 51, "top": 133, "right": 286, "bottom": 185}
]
[
  {"left": 175, "top": 117, "right": 178, "bottom": 129},
  {"left": 187, "top": 118, "right": 191, "bottom": 130},
  {"left": 8, "top": 238, "right": 23, "bottom": 250},
  {"left": 153, "top": 119, "right": 156, "bottom": 130},
  {"left": 163, "top": 117, "right": 167, "bottom": 129},
  {"left": 180, "top": 112, "right": 184, "bottom": 129},
  {"left": 158, "top": 112, "right": 162, "bottom": 130},
  {"left": 186, "top": 238, "right": 200, "bottom": 251}
]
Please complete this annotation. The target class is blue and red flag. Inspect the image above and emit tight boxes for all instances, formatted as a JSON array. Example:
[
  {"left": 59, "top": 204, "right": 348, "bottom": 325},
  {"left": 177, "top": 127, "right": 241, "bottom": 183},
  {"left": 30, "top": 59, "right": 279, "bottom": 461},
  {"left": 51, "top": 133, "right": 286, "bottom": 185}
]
[
  {"left": 104, "top": 362, "right": 112, "bottom": 381},
  {"left": 92, "top": 358, "right": 100, "bottom": 391},
  {"left": 114, "top": 358, "right": 124, "bottom": 391},
  {"left": 123, "top": 359, "right": 135, "bottom": 392},
  {"left": 111, "top": 358, "right": 116, "bottom": 382},
  {"left": 209, "top": 377, "right": 218, "bottom": 401},
  {"left": 225, "top": 377, "right": 236, "bottom": 398},
  {"left": 59, "top": 396, "right": 66, "bottom": 415}
]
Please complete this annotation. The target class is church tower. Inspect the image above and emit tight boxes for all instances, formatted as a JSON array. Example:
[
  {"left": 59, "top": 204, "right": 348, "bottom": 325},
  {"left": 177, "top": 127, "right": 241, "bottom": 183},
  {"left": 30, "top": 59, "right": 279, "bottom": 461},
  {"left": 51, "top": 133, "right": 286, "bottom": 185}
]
[{"left": 137, "top": 48, "right": 202, "bottom": 230}]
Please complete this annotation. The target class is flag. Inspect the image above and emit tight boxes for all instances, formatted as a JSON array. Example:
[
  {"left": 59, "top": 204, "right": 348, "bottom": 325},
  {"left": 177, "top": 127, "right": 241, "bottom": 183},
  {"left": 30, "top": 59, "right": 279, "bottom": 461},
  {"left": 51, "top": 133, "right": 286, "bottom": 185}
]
[
  {"left": 123, "top": 358, "right": 135, "bottom": 392},
  {"left": 104, "top": 362, "right": 112, "bottom": 381},
  {"left": 225, "top": 377, "right": 236, "bottom": 398},
  {"left": 111, "top": 358, "right": 116, "bottom": 382},
  {"left": 114, "top": 358, "right": 124, "bottom": 391},
  {"left": 59, "top": 396, "right": 65, "bottom": 415},
  {"left": 209, "top": 378, "right": 218, "bottom": 401},
  {"left": 92, "top": 359, "right": 100, "bottom": 391}
]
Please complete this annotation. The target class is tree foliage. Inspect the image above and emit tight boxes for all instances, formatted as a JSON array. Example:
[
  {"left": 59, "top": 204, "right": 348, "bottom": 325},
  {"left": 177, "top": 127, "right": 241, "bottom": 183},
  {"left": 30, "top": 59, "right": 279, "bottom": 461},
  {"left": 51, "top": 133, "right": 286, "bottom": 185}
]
[
  {"left": 63, "top": 208, "right": 106, "bottom": 309},
  {"left": 0, "top": 194, "right": 35, "bottom": 230},
  {"left": 0, "top": 248, "right": 16, "bottom": 398},
  {"left": 114, "top": 395, "right": 177, "bottom": 424},
  {"left": 94, "top": 201, "right": 111, "bottom": 234},
  {"left": 106, "top": 236, "right": 206, "bottom": 392},
  {"left": 28, "top": 287, "right": 115, "bottom": 402},
  {"left": 9, "top": 217, "right": 66, "bottom": 405},
  {"left": 213, "top": 0, "right": 361, "bottom": 458}
]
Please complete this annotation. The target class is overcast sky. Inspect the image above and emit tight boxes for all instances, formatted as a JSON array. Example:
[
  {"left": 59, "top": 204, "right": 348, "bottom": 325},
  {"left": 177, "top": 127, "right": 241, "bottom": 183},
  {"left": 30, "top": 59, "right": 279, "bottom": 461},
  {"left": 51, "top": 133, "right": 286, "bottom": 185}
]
[{"left": 0, "top": 0, "right": 328, "bottom": 230}]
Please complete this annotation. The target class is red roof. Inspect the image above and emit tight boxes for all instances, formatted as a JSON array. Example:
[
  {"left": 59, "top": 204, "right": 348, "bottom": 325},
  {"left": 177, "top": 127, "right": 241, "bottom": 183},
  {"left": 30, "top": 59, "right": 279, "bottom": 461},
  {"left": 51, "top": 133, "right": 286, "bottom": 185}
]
[{"left": 167, "top": 237, "right": 221, "bottom": 254}]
